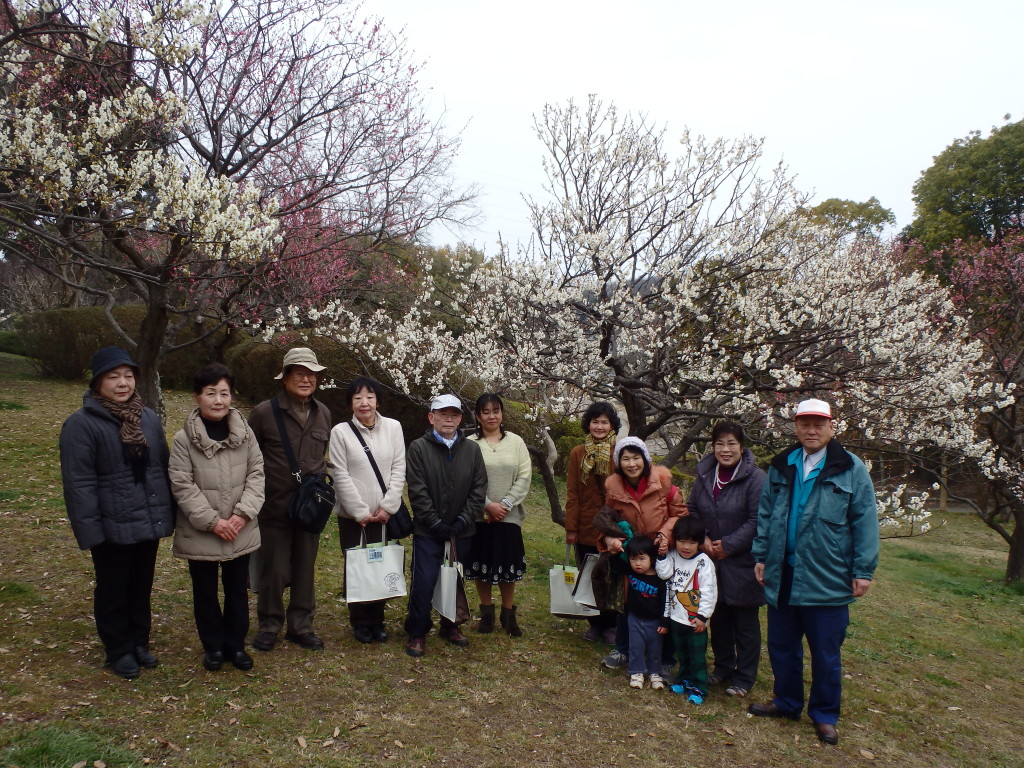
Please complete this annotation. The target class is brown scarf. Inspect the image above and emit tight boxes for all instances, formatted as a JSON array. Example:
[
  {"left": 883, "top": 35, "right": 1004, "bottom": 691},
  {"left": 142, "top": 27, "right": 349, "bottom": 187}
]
[
  {"left": 579, "top": 433, "right": 615, "bottom": 479},
  {"left": 94, "top": 392, "right": 149, "bottom": 482}
]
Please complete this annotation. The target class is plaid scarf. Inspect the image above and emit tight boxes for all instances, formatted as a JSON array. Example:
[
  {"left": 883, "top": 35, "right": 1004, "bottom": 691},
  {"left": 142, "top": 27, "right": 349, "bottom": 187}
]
[
  {"left": 94, "top": 392, "right": 149, "bottom": 482},
  {"left": 579, "top": 433, "right": 615, "bottom": 479}
]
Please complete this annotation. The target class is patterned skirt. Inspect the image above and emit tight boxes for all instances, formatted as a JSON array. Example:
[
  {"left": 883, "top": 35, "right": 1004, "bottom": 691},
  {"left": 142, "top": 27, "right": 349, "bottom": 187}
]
[{"left": 465, "top": 522, "right": 527, "bottom": 584}]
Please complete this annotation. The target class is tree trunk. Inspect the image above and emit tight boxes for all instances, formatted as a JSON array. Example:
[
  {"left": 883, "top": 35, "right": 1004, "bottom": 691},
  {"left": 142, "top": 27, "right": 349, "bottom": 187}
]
[
  {"left": 134, "top": 287, "right": 170, "bottom": 423},
  {"left": 528, "top": 430, "right": 564, "bottom": 527},
  {"left": 1005, "top": 503, "right": 1024, "bottom": 584}
]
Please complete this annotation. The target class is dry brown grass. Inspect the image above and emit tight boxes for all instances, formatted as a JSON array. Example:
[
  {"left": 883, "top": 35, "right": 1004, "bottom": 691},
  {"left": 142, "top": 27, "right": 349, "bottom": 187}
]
[{"left": 1, "top": 352, "right": 1022, "bottom": 767}]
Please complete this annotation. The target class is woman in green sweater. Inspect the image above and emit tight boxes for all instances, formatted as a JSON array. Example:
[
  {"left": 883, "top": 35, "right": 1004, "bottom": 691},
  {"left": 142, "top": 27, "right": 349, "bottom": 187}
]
[{"left": 466, "top": 393, "right": 533, "bottom": 636}]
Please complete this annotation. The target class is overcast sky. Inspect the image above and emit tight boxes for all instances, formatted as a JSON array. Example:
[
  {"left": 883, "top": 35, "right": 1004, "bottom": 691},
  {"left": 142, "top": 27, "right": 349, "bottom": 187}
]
[{"left": 359, "top": 0, "right": 1024, "bottom": 254}]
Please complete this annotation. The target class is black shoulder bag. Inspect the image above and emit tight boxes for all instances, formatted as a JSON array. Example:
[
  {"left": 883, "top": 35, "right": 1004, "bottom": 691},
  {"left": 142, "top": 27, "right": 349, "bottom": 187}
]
[
  {"left": 271, "top": 398, "right": 334, "bottom": 534},
  {"left": 346, "top": 421, "right": 413, "bottom": 539}
]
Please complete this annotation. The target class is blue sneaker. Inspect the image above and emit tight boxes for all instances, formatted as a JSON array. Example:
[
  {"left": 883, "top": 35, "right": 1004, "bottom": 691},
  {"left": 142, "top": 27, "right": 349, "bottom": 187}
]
[
  {"left": 687, "top": 692, "right": 704, "bottom": 705},
  {"left": 669, "top": 680, "right": 690, "bottom": 695}
]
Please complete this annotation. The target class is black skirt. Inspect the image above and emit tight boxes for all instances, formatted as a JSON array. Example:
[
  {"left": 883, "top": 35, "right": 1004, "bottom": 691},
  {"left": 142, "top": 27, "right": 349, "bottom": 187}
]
[{"left": 465, "top": 522, "right": 526, "bottom": 584}]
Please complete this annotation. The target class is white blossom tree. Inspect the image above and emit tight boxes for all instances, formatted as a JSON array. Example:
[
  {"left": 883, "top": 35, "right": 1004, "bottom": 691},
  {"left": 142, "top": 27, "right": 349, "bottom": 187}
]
[
  {"left": 271, "top": 97, "right": 1017, "bottom": 547},
  {"left": 0, "top": 0, "right": 470, "bottom": 413}
]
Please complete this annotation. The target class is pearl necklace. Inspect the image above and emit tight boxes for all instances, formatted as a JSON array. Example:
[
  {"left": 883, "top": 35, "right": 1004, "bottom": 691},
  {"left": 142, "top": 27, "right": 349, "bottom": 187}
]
[{"left": 714, "top": 462, "right": 735, "bottom": 492}]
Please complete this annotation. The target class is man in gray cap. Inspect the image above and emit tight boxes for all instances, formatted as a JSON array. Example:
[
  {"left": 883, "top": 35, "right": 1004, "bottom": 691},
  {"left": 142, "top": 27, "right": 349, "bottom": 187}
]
[
  {"left": 246, "top": 348, "right": 331, "bottom": 651},
  {"left": 748, "top": 398, "right": 879, "bottom": 745},
  {"left": 403, "top": 394, "right": 487, "bottom": 657}
]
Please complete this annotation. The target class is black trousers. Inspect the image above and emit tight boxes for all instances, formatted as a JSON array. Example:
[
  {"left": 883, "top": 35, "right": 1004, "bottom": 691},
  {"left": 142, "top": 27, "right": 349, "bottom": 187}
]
[
  {"left": 90, "top": 539, "right": 159, "bottom": 663},
  {"left": 709, "top": 603, "right": 763, "bottom": 690},
  {"left": 188, "top": 555, "right": 251, "bottom": 654}
]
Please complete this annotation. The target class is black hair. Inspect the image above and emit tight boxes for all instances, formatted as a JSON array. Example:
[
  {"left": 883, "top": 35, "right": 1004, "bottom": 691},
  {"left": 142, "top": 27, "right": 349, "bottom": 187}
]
[
  {"left": 193, "top": 363, "right": 234, "bottom": 394},
  {"left": 672, "top": 516, "right": 704, "bottom": 544},
  {"left": 473, "top": 393, "right": 506, "bottom": 439},
  {"left": 711, "top": 420, "right": 746, "bottom": 446},
  {"left": 626, "top": 534, "right": 658, "bottom": 562},
  {"left": 615, "top": 445, "right": 652, "bottom": 482},
  {"left": 581, "top": 401, "right": 621, "bottom": 435},
  {"left": 346, "top": 376, "right": 382, "bottom": 407}
]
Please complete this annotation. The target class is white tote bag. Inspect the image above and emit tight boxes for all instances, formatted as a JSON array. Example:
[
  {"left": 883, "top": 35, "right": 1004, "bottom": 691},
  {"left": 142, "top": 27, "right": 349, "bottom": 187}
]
[
  {"left": 550, "top": 545, "right": 599, "bottom": 618},
  {"left": 571, "top": 552, "right": 600, "bottom": 609},
  {"left": 431, "top": 539, "right": 467, "bottom": 622},
  {"left": 345, "top": 527, "right": 407, "bottom": 603}
]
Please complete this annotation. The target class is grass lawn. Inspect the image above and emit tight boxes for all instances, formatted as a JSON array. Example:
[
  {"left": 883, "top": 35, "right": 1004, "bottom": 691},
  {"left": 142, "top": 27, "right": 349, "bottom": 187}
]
[{"left": 0, "top": 352, "right": 1021, "bottom": 768}]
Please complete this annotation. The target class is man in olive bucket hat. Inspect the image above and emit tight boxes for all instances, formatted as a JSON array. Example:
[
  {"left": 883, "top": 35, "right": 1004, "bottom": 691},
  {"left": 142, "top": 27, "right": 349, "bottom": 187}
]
[{"left": 246, "top": 348, "right": 331, "bottom": 651}]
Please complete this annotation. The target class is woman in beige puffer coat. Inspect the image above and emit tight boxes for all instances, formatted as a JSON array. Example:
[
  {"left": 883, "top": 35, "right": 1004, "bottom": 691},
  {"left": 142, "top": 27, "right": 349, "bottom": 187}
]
[{"left": 169, "top": 364, "right": 264, "bottom": 672}]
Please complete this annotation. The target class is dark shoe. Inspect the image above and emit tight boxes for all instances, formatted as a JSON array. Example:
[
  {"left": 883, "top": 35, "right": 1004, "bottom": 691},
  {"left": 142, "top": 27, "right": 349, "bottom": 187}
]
[
  {"left": 203, "top": 651, "right": 224, "bottom": 671},
  {"left": 353, "top": 626, "right": 374, "bottom": 644},
  {"left": 500, "top": 605, "right": 523, "bottom": 637},
  {"left": 285, "top": 632, "right": 324, "bottom": 650},
  {"left": 439, "top": 625, "right": 470, "bottom": 648},
  {"left": 814, "top": 722, "right": 839, "bottom": 745},
  {"left": 748, "top": 701, "right": 800, "bottom": 721},
  {"left": 251, "top": 631, "right": 277, "bottom": 651},
  {"left": 476, "top": 604, "right": 495, "bottom": 633},
  {"left": 371, "top": 625, "right": 388, "bottom": 643},
  {"left": 109, "top": 653, "right": 140, "bottom": 680},
  {"left": 230, "top": 650, "right": 254, "bottom": 671},
  {"left": 134, "top": 645, "right": 159, "bottom": 669},
  {"left": 406, "top": 636, "right": 425, "bottom": 657}
]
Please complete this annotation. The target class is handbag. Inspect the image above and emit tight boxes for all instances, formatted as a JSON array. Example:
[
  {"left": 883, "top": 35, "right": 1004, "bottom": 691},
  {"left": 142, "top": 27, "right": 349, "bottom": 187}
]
[
  {"left": 346, "top": 421, "right": 413, "bottom": 539},
  {"left": 431, "top": 539, "right": 470, "bottom": 623},
  {"left": 345, "top": 526, "right": 407, "bottom": 603},
  {"left": 271, "top": 398, "right": 334, "bottom": 534},
  {"left": 550, "top": 545, "right": 599, "bottom": 619}
]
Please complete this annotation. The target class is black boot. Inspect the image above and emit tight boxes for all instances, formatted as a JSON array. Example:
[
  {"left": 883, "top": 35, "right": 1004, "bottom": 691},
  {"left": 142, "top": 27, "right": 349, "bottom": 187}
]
[
  {"left": 476, "top": 604, "right": 495, "bottom": 633},
  {"left": 500, "top": 605, "right": 523, "bottom": 637}
]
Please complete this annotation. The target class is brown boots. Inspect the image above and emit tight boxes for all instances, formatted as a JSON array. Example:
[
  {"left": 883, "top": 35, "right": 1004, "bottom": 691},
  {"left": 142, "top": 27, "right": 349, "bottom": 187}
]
[
  {"left": 500, "top": 606, "right": 523, "bottom": 637},
  {"left": 476, "top": 604, "right": 523, "bottom": 636}
]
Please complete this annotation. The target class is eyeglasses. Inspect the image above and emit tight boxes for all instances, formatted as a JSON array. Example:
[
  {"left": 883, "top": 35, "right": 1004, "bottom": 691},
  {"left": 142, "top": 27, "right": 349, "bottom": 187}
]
[{"left": 289, "top": 372, "right": 318, "bottom": 381}]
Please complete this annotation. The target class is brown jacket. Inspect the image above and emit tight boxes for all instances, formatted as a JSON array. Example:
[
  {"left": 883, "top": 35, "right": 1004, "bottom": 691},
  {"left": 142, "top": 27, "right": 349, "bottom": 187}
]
[
  {"left": 247, "top": 392, "right": 331, "bottom": 526},
  {"left": 594, "top": 465, "right": 687, "bottom": 551},
  {"left": 564, "top": 443, "right": 613, "bottom": 546},
  {"left": 169, "top": 408, "right": 264, "bottom": 561}
]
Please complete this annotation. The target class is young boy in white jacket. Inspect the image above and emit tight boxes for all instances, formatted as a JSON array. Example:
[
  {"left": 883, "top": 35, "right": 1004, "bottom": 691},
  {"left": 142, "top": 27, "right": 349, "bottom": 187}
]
[{"left": 656, "top": 516, "right": 718, "bottom": 704}]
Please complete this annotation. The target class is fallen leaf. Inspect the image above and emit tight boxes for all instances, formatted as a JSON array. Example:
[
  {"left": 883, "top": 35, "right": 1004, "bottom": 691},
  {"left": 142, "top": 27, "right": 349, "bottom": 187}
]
[
  {"left": 860, "top": 749, "right": 876, "bottom": 760},
  {"left": 333, "top": 727, "right": 340, "bottom": 738},
  {"left": 72, "top": 762, "right": 87, "bottom": 768},
  {"left": 228, "top": 718, "right": 238, "bottom": 725},
  {"left": 94, "top": 762, "right": 107, "bottom": 768},
  {"left": 394, "top": 740, "right": 405, "bottom": 748},
  {"left": 724, "top": 727, "right": 735, "bottom": 736},
  {"left": 947, "top": 706, "right": 961, "bottom": 711},
  {"left": 297, "top": 736, "right": 307, "bottom": 748},
  {"left": 322, "top": 739, "right": 335, "bottom": 747},
  {"left": 402, "top": 678, "right": 415, "bottom": 684},
  {"left": 628, "top": 733, "right": 637, "bottom": 738}
]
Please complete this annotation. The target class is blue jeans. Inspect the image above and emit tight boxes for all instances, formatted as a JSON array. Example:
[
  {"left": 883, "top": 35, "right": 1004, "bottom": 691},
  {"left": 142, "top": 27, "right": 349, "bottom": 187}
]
[
  {"left": 767, "top": 601, "right": 849, "bottom": 724},
  {"left": 626, "top": 613, "right": 663, "bottom": 675},
  {"left": 403, "top": 535, "right": 472, "bottom": 638}
]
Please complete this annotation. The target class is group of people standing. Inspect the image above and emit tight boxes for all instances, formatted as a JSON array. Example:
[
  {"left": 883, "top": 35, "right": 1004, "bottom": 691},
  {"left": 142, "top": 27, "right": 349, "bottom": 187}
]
[
  {"left": 563, "top": 398, "right": 879, "bottom": 745},
  {"left": 59, "top": 344, "right": 878, "bottom": 746}
]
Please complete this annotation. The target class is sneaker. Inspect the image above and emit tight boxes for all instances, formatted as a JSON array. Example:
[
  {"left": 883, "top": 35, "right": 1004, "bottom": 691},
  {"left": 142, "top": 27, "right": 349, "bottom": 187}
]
[
  {"left": 406, "top": 636, "right": 426, "bottom": 657},
  {"left": 582, "top": 627, "right": 601, "bottom": 642},
  {"left": 649, "top": 673, "right": 665, "bottom": 690},
  {"left": 724, "top": 684, "right": 749, "bottom": 698},
  {"left": 602, "top": 650, "right": 628, "bottom": 669},
  {"left": 707, "top": 671, "right": 727, "bottom": 687},
  {"left": 629, "top": 674, "right": 644, "bottom": 689},
  {"left": 687, "top": 692, "right": 705, "bottom": 705}
]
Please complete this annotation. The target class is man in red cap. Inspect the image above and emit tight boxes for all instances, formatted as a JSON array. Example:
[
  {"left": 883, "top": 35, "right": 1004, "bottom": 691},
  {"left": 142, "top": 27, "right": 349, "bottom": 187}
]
[{"left": 748, "top": 398, "right": 879, "bottom": 745}]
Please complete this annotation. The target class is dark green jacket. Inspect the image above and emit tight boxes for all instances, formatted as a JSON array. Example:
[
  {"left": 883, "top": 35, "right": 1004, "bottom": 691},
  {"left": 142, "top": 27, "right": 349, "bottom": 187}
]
[
  {"left": 752, "top": 440, "right": 879, "bottom": 607},
  {"left": 406, "top": 429, "right": 486, "bottom": 539}
]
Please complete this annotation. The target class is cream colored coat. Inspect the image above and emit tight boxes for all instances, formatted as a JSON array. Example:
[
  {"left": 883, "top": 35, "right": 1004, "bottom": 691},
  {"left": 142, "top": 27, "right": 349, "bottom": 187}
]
[{"left": 170, "top": 407, "right": 264, "bottom": 561}]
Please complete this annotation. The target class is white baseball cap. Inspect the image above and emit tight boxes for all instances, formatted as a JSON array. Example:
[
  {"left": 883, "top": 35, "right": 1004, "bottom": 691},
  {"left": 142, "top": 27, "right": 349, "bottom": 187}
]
[
  {"left": 794, "top": 398, "right": 833, "bottom": 419},
  {"left": 430, "top": 393, "right": 463, "bottom": 411}
]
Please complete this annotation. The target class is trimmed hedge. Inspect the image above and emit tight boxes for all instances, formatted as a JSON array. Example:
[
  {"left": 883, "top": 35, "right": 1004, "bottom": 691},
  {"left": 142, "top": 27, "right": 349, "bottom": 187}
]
[{"left": 17, "top": 306, "right": 243, "bottom": 390}]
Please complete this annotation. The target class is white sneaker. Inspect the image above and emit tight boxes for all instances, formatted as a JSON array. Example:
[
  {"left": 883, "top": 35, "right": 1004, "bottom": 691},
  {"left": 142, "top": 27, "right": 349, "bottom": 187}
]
[
  {"left": 629, "top": 673, "right": 644, "bottom": 689},
  {"left": 649, "top": 673, "right": 665, "bottom": 690}
]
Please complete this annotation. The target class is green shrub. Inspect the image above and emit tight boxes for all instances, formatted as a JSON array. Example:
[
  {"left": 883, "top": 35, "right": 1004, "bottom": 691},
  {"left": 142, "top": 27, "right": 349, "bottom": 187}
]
[
  {"left": 0, "top": 330, "right": 25, "bottom": 356},
  {"left": 18, "top": 306, "right": 243, "bottom": 389}
]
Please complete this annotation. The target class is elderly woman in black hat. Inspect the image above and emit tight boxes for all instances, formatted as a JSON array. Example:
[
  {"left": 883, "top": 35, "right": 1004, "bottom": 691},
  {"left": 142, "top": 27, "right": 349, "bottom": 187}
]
[{"left": 59, "top": 346, "right": 175, "bottom": 680}]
